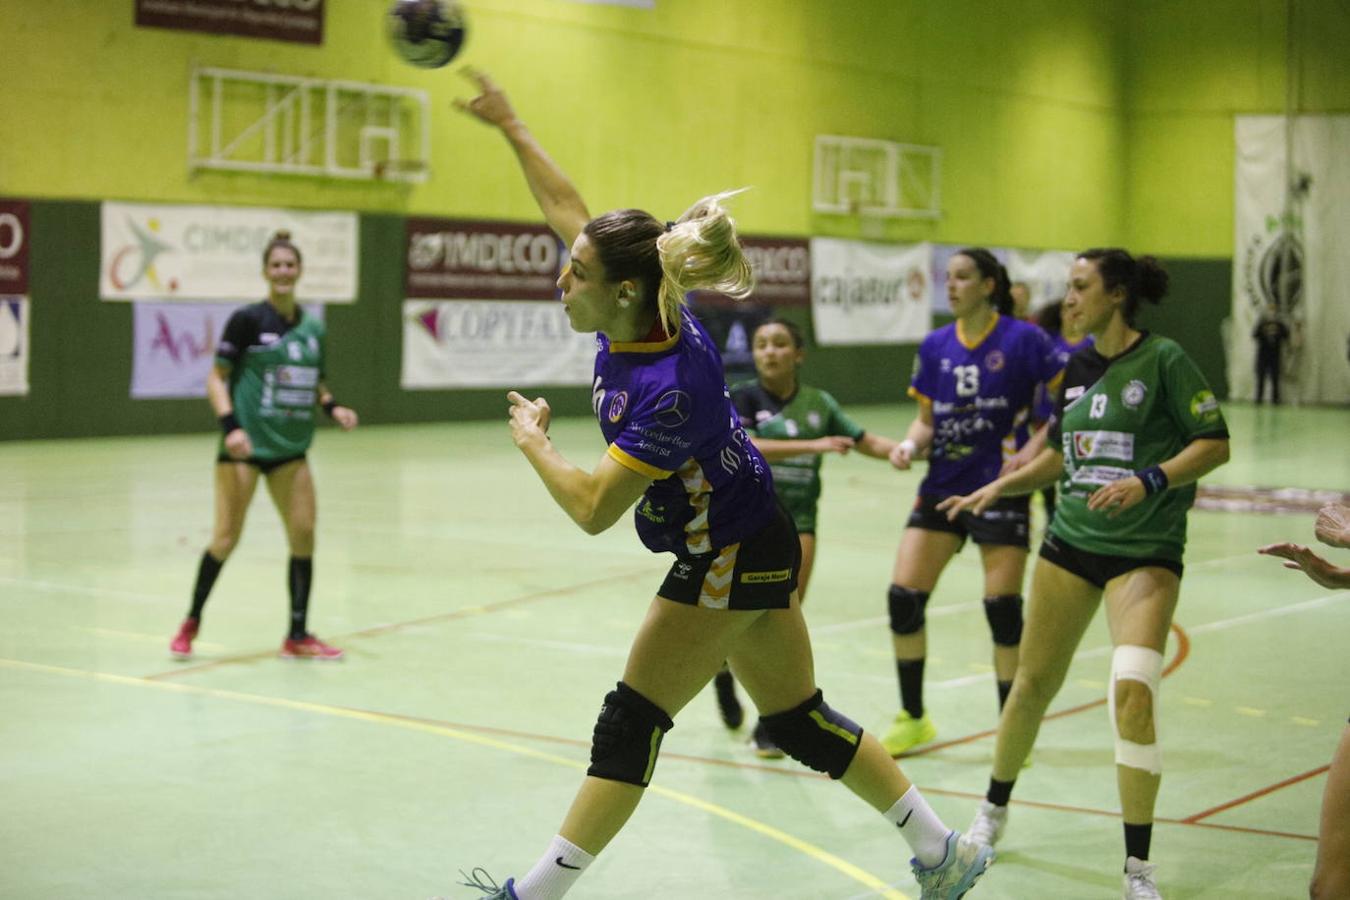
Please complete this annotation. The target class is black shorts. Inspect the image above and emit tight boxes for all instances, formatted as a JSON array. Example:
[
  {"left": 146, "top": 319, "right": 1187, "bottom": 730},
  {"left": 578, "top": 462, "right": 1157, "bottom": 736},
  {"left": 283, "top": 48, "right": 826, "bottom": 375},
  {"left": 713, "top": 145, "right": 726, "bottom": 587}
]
[
  {"left": 216, "top": 453, "right": 307, "bottom": 474},
  {"left": 659, "top": 503, "right": 801, "bottom": 610},
  {"left": 907, "top": 494, "right": 1030, "bottom": 549},
  {"left": 1038, "top": 531, "right": 1184, "bottom": 590}
]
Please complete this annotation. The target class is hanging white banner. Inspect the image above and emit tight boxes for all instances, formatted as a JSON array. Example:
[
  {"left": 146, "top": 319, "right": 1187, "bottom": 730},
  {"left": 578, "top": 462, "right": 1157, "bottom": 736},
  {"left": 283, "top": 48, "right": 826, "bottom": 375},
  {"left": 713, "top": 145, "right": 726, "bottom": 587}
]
[
  {"left": 401, "top": 300, "right": 596, "bottom": 389},
  {"left": 101, "top": 203, "right": 358, "bottom": 303},
  {"left": 0, "top": 296, "right": 29, "bottom": 396},
  {"left": 131, "top": 302, "right": 323, "bottom": 398},
  {"left": 810, "top": 238, "right": 931, "bottom": 345},
  {"left": 1006, "top": 249, "right": 1076, "bottom": 315},
  {"left": 1232, "top": 116, "right": 1350, "bottom": 405}
]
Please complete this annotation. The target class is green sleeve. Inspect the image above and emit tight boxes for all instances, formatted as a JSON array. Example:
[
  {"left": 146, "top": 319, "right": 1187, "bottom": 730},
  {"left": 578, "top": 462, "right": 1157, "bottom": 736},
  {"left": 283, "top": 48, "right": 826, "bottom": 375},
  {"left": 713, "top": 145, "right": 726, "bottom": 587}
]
[
  {"left": 1160, "top": 341, "right": 1228, "bottom": 440},
  {"left": 822, "top": 390, "right": 866, "bottom": 441}
]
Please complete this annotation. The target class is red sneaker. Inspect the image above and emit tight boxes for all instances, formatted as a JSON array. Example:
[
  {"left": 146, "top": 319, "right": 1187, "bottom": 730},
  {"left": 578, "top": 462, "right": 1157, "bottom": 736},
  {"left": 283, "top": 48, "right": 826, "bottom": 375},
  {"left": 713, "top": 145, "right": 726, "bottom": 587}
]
[
  {"left": 279, "top": 634, "right": 344, "bottom": 661},
  {"left": 170, "top": 618, "right": 199, "bottom": 660}
]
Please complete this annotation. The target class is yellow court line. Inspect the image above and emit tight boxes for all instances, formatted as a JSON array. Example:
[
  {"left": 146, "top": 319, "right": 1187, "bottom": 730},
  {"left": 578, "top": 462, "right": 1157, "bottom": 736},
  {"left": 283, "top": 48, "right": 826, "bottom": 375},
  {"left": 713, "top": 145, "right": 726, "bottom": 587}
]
[{"left": 0, "top": 657, "right": 910, "bottom": 900}]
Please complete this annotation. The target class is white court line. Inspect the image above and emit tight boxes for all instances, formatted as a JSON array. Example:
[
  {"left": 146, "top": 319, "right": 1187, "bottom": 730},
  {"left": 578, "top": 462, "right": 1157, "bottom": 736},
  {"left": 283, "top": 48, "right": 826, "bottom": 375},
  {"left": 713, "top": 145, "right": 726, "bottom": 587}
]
[
  {"left": 0, "top": 574, "right": 170, "bottom": 604},
  {"left": 1186, "top": 593, "right": 1342, "bottom": 635},
  {"left": 473, "top": 632, "right": 629, "bottom": 658}
]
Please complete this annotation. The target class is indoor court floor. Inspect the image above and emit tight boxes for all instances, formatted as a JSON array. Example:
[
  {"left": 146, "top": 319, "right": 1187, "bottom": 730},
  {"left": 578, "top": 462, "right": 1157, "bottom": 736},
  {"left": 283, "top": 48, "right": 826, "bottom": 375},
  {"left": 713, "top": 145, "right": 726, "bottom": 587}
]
[{"left": 2, "top": 401, "right": 1346, "bottom": 899}]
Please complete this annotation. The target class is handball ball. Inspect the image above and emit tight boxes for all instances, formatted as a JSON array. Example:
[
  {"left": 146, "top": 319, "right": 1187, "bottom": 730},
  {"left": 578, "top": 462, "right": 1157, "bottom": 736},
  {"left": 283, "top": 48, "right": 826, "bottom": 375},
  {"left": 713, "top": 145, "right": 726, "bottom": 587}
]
[{"left": 389, "top": 0, "right": 467, "bottom": 69}]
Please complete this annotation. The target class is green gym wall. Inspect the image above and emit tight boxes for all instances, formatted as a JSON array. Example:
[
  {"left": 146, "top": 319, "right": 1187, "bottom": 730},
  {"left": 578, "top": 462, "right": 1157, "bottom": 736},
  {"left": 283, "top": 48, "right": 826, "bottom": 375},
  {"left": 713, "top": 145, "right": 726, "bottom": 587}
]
[{"left": 1, "top": 0, "right": 1347, "bottom": 439}]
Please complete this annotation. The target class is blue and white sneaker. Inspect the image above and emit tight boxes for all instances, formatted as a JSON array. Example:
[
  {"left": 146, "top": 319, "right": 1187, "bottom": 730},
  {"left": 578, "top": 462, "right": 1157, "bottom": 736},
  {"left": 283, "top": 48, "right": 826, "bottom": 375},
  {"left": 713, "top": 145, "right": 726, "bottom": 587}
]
[
  {"left": 911, "top": 831, "right": 993, "bottom": 899},
  {"left": 458, "top": 868, "right": 518, "bottom": 899}
]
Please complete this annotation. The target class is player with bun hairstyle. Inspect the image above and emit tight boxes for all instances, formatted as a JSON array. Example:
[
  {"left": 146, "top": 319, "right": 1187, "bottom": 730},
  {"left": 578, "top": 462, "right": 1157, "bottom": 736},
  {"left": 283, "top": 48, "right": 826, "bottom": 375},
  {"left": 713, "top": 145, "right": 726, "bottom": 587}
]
[
  {"left": 942, "top": 249, "right": 1231, "bottom": 898},
  {"left": 879, "top": 248, "right": 1065, "bottom": 757},
  {"left": 168, "top": 230, "right": 359, "bottom": 661},
  {"left": 452, "top": 69, "right": 991, "bottom": 900}
]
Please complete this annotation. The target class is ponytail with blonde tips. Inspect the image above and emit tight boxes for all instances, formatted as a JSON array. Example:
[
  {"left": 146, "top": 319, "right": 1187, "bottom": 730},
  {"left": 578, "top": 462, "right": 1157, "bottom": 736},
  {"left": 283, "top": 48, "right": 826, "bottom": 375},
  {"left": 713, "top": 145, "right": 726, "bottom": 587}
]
[
  {"left": 655, "top": 189, "right": 755, "bottom": 334},
  {"left": 582, "top": 189, "right": 755, "bottom": 336}
]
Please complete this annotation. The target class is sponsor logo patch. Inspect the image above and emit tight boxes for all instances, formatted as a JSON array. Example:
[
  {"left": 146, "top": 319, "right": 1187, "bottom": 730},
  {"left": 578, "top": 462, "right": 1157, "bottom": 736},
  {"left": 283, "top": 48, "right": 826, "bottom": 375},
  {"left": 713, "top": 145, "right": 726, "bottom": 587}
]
[
  {"left": 740, "top": 568, "right": 792, "bottom": 584},
  {"left": 1121, "top": 379, "right": 1147, "bottom": 409},
  {"left": 985, "top": 349, "right": 1005, "bottom": 372},
  {"left": 607, "top": 390, "right": 629, "bottom": 423},
  {"left": 1065, "top": 385, "right": 1086, "bottom": 401},
  {"left": 1190, "top": 390, "right": 1221, "bottom": 422},
  {"left": 653, "top": 389, "right": 691, "bottom": 428},
  {"left": 1071, "top": 430, "right": 1135, "bottom": 461}
]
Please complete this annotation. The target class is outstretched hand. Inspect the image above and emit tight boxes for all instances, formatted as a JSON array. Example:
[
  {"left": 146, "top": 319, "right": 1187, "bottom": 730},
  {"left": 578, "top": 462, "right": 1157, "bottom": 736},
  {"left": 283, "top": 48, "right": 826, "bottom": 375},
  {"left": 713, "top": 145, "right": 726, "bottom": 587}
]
[
  {"left": 1258, "top": 542, "right": 1350, "bottom": 590},
  {"left": 507, "top": 390, "right": 551, "bottom": 448},
  {"left": 452, "top": 67, "right": 519, "bottom": 129}
]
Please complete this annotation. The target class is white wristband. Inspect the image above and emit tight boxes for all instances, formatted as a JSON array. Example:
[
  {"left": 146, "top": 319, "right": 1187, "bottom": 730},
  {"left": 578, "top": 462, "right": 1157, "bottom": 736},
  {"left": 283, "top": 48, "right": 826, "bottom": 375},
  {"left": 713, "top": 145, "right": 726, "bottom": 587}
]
[{"left": 899, "top": 438, "right": 917, "bottom": 455}]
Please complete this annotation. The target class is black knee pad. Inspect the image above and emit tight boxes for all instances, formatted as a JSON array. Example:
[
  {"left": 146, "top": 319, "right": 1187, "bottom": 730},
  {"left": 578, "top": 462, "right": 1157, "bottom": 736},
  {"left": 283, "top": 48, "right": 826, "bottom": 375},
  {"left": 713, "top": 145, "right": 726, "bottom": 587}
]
[
  {"left": 983, "top": 594, "right": 1024, "bottom": 646},
  {"left": 759, "top": 690, "right": 862, "bottom": 780},
  {"left": 586, "top": 682, "right": 674, "bottom": 787},
  {"left": 888, "top": 585, "right": 929, "bottom": 635}
]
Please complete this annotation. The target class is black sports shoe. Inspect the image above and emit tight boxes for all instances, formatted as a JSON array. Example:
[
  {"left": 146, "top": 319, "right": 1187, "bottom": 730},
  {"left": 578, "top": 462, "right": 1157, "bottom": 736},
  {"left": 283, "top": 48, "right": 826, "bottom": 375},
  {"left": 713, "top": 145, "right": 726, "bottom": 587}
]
[
  {"left": 751, "top": 719, "right": 785, "bottom": 759},
  {"left": 713, "top": 668, "right": 744, "bottom": 729}
]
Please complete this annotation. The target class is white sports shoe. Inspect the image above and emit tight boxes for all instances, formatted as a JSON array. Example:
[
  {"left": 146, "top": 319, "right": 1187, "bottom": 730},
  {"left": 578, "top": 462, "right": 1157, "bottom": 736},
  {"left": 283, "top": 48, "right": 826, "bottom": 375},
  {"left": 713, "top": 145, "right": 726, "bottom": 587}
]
[
  {"left": 966, "top": 801, "right": 1007, "bottom": 850},
  {"left": 911, "top": 831, "right": 993, "bottom": 899},
  {"left": 1123, "top": 856, "right": 1162, "bottom": 899}
]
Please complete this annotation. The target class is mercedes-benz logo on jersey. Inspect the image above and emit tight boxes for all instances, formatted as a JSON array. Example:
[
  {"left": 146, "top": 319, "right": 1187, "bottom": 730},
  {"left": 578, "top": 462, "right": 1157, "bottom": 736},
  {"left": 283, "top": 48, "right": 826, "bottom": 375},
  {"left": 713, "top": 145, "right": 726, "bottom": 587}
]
[
  {"left": 653, "top": 389, "right": 691, "bottom": 428},
  {"left": 607, "top": 390, "right": 629, "bottom": 423}
]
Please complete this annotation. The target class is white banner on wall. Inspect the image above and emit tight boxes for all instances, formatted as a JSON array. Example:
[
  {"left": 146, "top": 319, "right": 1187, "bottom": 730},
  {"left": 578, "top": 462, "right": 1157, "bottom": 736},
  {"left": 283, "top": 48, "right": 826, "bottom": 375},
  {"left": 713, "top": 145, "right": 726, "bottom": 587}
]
[
  {"left": 0, "top": 297, "right": 29, "bottom": 396},
  {"left": 810, "top": 238, "right": 931, "bottom": 345},
  {"left": 401, "top": 300, "right": 596, "bottom": 389},
  {"left": 1006, "top": 249, "right": 1076, "bottom": 314},
  {"left": 131, "top": 302, "right": 323, "bottom": 398},
  {"left": 1232, "top": 116, "right": 1350, "bottom": 405},
  {"left": 100, "top": 203, "right": 358, "bottom": 303}
]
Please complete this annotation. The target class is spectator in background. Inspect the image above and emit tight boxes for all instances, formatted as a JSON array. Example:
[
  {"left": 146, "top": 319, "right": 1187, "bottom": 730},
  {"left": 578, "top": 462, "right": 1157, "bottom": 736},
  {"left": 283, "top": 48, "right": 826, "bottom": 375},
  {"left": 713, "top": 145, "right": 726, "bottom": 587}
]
[{"left": 1252, "top": 303, "right": 1290, "bottom": 404}]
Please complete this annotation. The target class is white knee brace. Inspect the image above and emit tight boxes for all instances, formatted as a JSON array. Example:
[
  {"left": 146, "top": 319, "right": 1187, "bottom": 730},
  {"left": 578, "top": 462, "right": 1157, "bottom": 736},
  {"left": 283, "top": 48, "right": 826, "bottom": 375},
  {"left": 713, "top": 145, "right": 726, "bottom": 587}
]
[{"left": 1109, "top": 645, "right": 1163, "bottom": 775}]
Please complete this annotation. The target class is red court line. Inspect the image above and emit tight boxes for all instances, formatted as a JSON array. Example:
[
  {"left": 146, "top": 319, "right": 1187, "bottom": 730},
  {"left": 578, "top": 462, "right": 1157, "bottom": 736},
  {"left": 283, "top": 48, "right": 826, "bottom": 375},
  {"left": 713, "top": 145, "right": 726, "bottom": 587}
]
[
  {"left": 142, "top": 565, "right": 653, "bottom": 681},
  {"left": 1181, "top": 764, "right": 1332, "bottom": 824},
  {"left": 333, "top": 700, "right": 1315, "bottom": 843},
  {"left": 904, "top": 622, "right": 1191, "bottom": 759}
]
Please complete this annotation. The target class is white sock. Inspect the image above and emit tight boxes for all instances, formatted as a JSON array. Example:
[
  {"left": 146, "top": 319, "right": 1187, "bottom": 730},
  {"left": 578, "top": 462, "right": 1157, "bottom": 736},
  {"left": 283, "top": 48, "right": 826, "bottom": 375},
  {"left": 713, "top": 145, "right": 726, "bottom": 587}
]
[
  {"left": 884, "top": 786, "right": 952, "bottom": 869},
  {"left": 514, "top": 834, "right": 595, "bottom": 900}
]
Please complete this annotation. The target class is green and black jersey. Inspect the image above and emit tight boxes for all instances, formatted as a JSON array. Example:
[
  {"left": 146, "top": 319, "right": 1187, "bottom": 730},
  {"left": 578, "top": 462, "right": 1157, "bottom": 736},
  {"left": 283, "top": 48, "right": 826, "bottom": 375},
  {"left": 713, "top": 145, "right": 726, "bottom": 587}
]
[
  {"left": 1048, "top": 332, "right": 1228, "bottom": 561},
  {"left": 216, "top": 302, "right": 325, "bottom": 461},
  {"left": 730, "top": 380, "right": 866, "bottom": 534}
]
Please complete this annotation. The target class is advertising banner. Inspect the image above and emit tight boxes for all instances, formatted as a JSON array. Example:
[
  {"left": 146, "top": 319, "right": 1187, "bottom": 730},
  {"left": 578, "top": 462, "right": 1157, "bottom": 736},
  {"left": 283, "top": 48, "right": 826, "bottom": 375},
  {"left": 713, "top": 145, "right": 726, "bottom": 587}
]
[
  {"left": 810, "top": 238, "right": 931, "bottom": 345},
  {"left": 101, "top": 203, "right": 357, "bottom": 303},
  {"left": 401, "top": 217, "right": 595, "bottom": 388},
  {"left": 0, "top": 200, "right": 29, "bottom": 297},
  {"left": 131, "top": 302, "right": 323, "bottom": 398},
  {"left": 0, "top": 297, "right": 29, "bottom": 396},
  {"left": 135, "top": 0, "right": 324, "bottom": 45},
  {"left": 401, "top": 300, "right": 595, "bottom": 389}
]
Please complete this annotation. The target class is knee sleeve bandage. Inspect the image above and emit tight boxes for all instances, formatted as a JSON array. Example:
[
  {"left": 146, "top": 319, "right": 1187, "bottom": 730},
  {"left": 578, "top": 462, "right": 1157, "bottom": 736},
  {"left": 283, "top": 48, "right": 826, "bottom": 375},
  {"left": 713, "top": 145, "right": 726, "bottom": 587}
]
[
  {"left": 982, "top": 594, "right": 1024, "bottom": 646},
  {"left": 760, "top": 689, "right": 863, "bottom": 779},
  {"left": 586, "top": 681, "right": 674, "bottom": 787},
  {"left": 1109, "top": 645, "right": 1163, "bottom": 775},
  {"left": 888, "top": 586, "right": 930, "bottom": 635}
]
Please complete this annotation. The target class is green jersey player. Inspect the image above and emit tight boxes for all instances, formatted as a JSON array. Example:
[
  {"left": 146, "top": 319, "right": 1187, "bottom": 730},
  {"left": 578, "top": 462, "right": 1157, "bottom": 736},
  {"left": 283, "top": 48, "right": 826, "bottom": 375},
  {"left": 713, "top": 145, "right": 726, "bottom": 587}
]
[
  {"left": 722, "top": 318, "right": 903, "bottom": 756},
  {"left": 940, "top": 249, "right": 1230, "bottom": 899},
  {"left": 168, "top": 230, "right": 359, "bottom": 663}
]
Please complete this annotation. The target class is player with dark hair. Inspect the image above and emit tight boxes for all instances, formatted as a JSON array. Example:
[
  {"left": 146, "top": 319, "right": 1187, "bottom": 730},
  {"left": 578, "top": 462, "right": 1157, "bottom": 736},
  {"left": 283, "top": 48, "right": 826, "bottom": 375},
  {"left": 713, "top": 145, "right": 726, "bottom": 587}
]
[
  {"left": 716, "top": 316, "right": 904, "bottom": 756},
  {"left": 453, "top": 69, "right": 991, "bottom": 900},
  {"left": 168, "top": 230, "right": 358, "bottom": 661},
  {"left": 879, "top": 248, "right": 1065, "bottom": 756},
  {"left": 943, "top": 248, "right": 1231, "bottom": 899}
]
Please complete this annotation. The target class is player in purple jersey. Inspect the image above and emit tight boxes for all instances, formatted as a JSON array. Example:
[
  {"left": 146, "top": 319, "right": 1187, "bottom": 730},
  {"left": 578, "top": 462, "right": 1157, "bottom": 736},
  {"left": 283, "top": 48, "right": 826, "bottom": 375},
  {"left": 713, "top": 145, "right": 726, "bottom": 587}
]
[
  {"left": 452, "top": 70, "right": 991, "bottom": 900},
  {"left": 880, "top": 249, "right": 1064, "bottom": 757}
]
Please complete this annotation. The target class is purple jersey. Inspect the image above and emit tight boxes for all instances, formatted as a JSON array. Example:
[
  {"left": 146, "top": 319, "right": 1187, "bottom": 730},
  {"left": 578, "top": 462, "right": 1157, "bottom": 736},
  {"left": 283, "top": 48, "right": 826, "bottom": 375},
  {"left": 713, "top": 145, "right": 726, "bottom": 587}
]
[
  {"left": 596, "top": 309, "right": 776, "bottom": 556},
  {"left": 909, "top": 315, "right": 1064, "bottom": 497}
]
